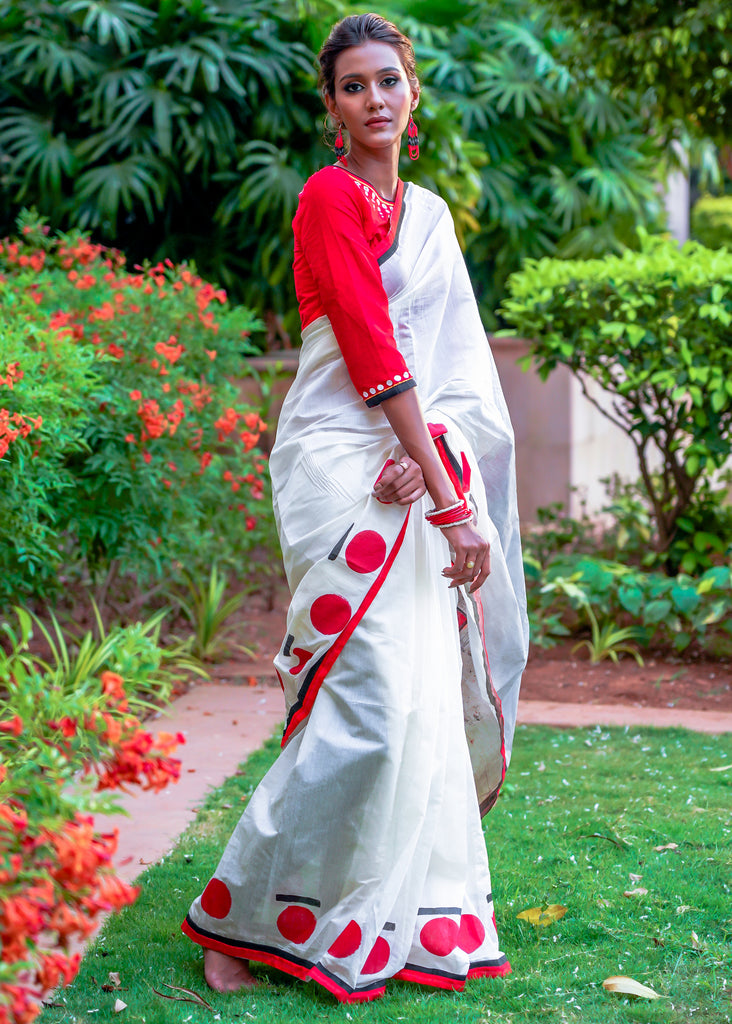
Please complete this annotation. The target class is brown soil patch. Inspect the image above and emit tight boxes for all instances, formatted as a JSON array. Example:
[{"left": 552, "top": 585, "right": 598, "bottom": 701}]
[{"left": 214, "top": 581, "right": 732, "bottom": 714}]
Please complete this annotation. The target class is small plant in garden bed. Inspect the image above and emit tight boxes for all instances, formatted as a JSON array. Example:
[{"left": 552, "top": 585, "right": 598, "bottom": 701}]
[
  {"left": 0, "top": 609, "right": 187, "bottom": 1023},
  {"left": 0, "top": 211, "right": 276, "bottom": 608},
  {"left": 525, "top": 553, "right": 732, "bottom": 657},
  {"left": 171, "top": 565, "right": 254, "bottom": 664}
]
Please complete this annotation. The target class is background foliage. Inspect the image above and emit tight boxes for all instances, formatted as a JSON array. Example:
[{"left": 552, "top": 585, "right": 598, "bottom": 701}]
[
  {"left": 544, "top": 0, "right": 732, "bottom": 147},
  {"left": 387, "top": 0, "right": 663, "bottom": 323},
  {"left": 691, "top": 193, "right": 732, "bottom": 250},
  {"left": 0, "top": 0, "right": 665, "bottom": 336}
]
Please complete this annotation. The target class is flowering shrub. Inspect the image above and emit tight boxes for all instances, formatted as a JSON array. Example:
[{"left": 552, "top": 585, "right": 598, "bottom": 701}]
[
  {"left": 0, "top": 613, "right": 185, "bottom": 1024},
  {"left": 0, "top": 212, "right": 275, "bottom": 603}
]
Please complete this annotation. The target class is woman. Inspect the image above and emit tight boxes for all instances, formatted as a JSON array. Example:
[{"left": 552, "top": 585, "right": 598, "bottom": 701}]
[{"left": 183, "top": 12, "right": 528, "bottom": 1004}]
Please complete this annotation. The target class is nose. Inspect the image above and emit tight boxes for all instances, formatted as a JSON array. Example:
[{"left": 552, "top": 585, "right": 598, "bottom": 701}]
[{"left": 365, "top": 83, "right": 384, "bottom": 109}]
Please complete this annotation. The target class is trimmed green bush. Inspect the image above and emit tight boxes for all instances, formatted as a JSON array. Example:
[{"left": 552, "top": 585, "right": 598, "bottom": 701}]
[
  {"left": 691, "top": 194, "right": 732, "bottom": 251},
  {"left": 499, "top": 232, "right": 732, "bottom": 567}
]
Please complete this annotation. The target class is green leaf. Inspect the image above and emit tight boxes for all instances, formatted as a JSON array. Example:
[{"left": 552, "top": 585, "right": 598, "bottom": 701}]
[{"left": 643, "top": 599, "right": 672, "bottom": 624}]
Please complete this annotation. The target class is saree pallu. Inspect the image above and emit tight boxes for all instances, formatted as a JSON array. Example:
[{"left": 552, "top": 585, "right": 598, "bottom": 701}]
[{"left": 183, "top": 182, "right": 529, "bottom": 1003}]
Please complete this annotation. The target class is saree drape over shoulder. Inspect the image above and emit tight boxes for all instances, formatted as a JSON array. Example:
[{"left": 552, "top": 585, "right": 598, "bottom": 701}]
[{"left": 183, "top": 174, "right": 529, "bottom": 1003}]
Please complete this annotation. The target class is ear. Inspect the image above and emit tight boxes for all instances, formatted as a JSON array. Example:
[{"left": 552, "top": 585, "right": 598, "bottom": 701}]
[
  {"left": 410, "top": 81, "right": 420, "bottom": 113},
  {"left": 324, "top": 94, "right": 340, "bottom": 124}
]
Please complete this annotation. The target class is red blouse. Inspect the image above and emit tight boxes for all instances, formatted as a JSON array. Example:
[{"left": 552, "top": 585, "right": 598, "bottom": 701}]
[{"left": 293, "top": 165, "right": 417, "bottom": 408}]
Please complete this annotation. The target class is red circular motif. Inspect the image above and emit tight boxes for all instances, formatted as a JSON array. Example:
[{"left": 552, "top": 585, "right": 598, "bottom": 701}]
[
  {"left": 420, "top": 916, "right": 459, "bottom": 957},
  {"left": 362, "top": 935, "right": 391, "bottom": 975},
  {"left": 310, "top": 594, "right": 351, "bottom": 635},
  {"left": 328, "top": 920, "right": 362, "bottom": 958},
  {"left": 200, "top": 878, "right": 232, "bottom": 920},
  {"left": 277, "top": 905, "right": 317, "bottom": 944},
  {"left": 457, "top": 914, "right": 485, "bottom": 953},
  {"left": 345, "top": 530, "right": 387, "bottom": 574}
]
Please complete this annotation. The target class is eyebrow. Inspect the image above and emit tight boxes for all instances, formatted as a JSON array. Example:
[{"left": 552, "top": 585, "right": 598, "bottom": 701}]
[{"left": 338, "top": 65, "right": 401, "bottom": 83}]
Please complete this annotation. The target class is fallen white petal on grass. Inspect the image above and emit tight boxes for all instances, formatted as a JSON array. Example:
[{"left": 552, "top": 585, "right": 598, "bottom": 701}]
[
  {"left": 107, "top": 972, "right": 121, "bottom": 989},
  {"left": 623, "top": 888, "right": 648, "bottom": 897},
  {"left": 602, "top": 976, "right": 661, "bottom": 1000},
  {"left": 676, "top": 904, "right": 692, "bottom": 915},
  {"left": 629, "top": 873, "right": 643, "bottom": 882},
  {"left": 691, "top": 931, "right": 701, "bottom": 948},
  {"left": 653, "top": 843, "right": 678, "bottom": 851},
  {"left": 113, "top": 998, "right": 127, "bottom": 1013},
  {"left": 709, "top": 764, "right": 731, "bottom": 772}
]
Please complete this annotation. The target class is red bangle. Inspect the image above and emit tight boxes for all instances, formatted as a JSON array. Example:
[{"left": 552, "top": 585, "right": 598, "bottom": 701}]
[{"left": 425, "top": 497, "right": 472, "bottom": 527}]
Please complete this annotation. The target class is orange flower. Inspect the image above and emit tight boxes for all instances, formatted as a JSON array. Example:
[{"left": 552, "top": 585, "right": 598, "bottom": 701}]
[
  {"left": 101, "top": 671, "right": 127, "bottom": 709},
  {"left": 214, "top": 408, "right": 239, "bottom": 437},
  {"left": 154, "top": 731, "right": 185, "bottom": 756},
  {"left": 154, "top": 338, "right": 184, "bottom": 364}
]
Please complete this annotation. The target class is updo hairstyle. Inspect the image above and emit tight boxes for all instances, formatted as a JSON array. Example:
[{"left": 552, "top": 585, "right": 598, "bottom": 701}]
[{"left": 318, "top": 13, "right": 418, "bottom": 101}]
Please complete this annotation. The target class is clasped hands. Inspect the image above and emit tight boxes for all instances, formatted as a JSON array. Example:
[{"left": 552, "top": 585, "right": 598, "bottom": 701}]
[{"left": 372, "top": 457, "right": 490, "bottom": 592}]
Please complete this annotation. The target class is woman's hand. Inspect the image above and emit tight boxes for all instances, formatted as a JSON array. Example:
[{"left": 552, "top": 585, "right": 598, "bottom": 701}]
[
  {"left": 440, "top": 520, "right": 491, "bottom": 593},
  {"left": 372, "top": 457, "right": 427, "bottom": 505}
]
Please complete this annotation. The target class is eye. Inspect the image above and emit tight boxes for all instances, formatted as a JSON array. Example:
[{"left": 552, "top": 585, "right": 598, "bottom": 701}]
[
  {"left": 381, "top": 76, "right": 399, "bottom": 87},
  {"left": 343, "top": 82, "right": 363, "bottom": 93}
]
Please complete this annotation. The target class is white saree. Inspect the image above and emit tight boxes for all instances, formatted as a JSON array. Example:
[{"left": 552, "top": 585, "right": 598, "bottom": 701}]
[{"left": 183, "top": 181, "right": 529, "bottom": 1003}]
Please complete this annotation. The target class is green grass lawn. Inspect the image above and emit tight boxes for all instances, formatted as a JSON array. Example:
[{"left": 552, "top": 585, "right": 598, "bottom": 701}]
[{"left": 41, "top": 725, "right": 731, "bottom": 1023}]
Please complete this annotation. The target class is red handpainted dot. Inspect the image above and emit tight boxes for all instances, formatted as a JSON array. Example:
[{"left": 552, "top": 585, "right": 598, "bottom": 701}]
[
  {"left": 276, "top": 905, "right": 317, "bottom": 944},
  {"left": 345, "top": 530, "right": 387, "bottom": 574},
  {"left": 310, "top": 594, "right": 351, "bottom": 634},
  {"left": 362, "top": 935, "right": 390, "bottom": 975},
  {"left": 420, "top": 916, "right": 459, "bottom": 957},
  {"left": 200, "top": 878, "right": 232, "bottom": 920},
  {"left": 328, "top": 920, "right": 362, "bottom": 958},
  {"left": 457, "top": 914, "right": 485, "bottom": 953}
]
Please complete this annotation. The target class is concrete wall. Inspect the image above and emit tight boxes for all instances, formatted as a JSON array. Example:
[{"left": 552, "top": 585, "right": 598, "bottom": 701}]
[{"left": 490, "top": 336, "right": 639, "bottom": 522}]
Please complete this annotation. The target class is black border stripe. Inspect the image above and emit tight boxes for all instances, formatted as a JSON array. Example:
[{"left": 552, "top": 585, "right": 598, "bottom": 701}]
[
  {"left": 377, "top": 181, "right": 408, "bottom": 265},
  {"left": 282, "top": 633, "right": 295, "bottom": 657},
  {"left": 184, "top": 915, "right": 385, "bottom": 997},
  {"left": 470, "top": 955, "right": 509, "bottom": 969},
  {"left": 284, "top": 652, "right": 327, "bottom": 733},
  {"left": 400, "top": 961, "right": 464, "bottom": 982},
  {"left": 417, "top": 906, "right": 462, "bottom": 916},
  {"left": 275, "top": 894, "right": 321, "bottom": 907},
  {"left": 365, "top": 377, "right": 416, "bottom": 408},
  {"left": 435, "top": 435, "right": 464, "bottom": 488}
]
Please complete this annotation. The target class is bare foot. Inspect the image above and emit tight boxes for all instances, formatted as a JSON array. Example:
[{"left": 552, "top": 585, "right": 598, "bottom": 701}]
[{"left": 204, "top": 948, "right": 258, "bottom": 992}]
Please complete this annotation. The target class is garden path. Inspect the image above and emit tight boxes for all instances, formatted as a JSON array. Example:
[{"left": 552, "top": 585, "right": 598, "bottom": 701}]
[{"left": 100, "top": 673, "right": 732, "bottom": 888}]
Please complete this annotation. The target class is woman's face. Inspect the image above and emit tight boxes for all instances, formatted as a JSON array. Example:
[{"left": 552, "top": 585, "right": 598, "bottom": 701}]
[{"left": 326, "top": 40, "right": 419, "bottom": 159}]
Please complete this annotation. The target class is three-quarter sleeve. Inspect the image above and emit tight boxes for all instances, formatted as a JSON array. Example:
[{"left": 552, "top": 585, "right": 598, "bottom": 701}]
[{"left": 293, "top": 167, "right": 417, "bottom": 407}]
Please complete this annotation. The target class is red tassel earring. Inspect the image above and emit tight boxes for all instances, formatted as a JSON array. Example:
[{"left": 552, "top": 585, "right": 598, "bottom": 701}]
[
  {"left": 334, "top": 123, "right": 347, "bottom": 165},
  {"left": 407, "top": 113, "right": 419, "bottom": 161}
]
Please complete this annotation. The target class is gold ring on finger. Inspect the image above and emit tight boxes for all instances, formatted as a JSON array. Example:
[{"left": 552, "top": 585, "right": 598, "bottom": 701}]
[{"left": 466, "top": 560, "right": 475, "bottom": 570}]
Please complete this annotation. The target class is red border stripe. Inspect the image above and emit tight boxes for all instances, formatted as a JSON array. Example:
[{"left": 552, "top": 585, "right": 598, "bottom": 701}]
[{"left": 282, "top": 507, "right": 412, "bottom": 746}]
